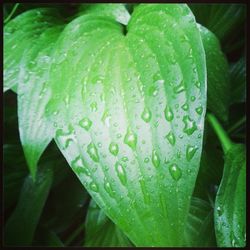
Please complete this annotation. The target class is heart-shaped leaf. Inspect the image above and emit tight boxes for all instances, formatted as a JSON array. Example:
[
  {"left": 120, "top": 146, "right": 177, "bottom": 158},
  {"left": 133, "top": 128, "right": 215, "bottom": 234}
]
[
  {"left": 214, "top": 144, "right": 246, "bottom": 247},
  {"left": 45, "top": 4, "right": 206, "bottom": 246}
]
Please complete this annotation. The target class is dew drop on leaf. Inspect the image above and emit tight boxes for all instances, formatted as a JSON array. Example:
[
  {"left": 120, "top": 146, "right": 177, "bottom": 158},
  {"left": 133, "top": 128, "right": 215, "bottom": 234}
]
[
  {"left": 89, "top": 181, "right": 99, "bottom": 192},
  {"left": 195, "top": 106, "right": 203, "bottom": 115},
  {"left": 152, "top": 149, "right": 160, "bottom": 168},
  {"left": 124, "top": 128, "right": 137, "bottom": 150},
  {"left": 165, "top": 131, "right": 176, "bottom": 146},
  {"left": 141, "top": 107, "right": 152, "bottom": 123},
  {"left": 87, "top": 142, "right": 99, "bottom": 162},
  {"left": 174, "top": 81, "right": 185, "bottom": 94},
  {"left": 104, "top": 179, "right": 115, "bottom": 198},
  {"left": 169, "top": 163, "right": 182, "bottom": 181},
  {"left": 181, "top": 103, "right": 189, "bottom": 111},
  {"left": 186, "top": 145, "right": 198, "bottom": 161},
  {"left": 109, "top": 142, "right": 119, "bottom": 156},
  {"left": 164, "top": 105, "right": 174, "bottom": 121},
  {"left": 115, "top": 162, "right": 127, "bottom": 185},
  {"left": 79, "top": 117, "right": 92, "bottom": 131},
  {"left": 217, "top": 206, "right": 223, "bottom": 216},
  {"left": 71, "top": 155, "right": 90, "bottom": 176},
  {"left": 183, "top": 115, "right": 197, "bottom": 135},
  {"left": 55, "top": 126, "right": 75, "bottom": 149},
  {"left": 90, "top": 102, "right": 97, "bottom": 112}
]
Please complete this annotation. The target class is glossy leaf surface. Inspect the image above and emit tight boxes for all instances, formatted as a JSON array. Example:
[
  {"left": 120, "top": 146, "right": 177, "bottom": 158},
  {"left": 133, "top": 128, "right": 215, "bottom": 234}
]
[
  {"left": 214, "top": 144, "right": 246, "bottom": 247},
  {"left": 46, "top": 4, "right": 206, "bottom": 246}
]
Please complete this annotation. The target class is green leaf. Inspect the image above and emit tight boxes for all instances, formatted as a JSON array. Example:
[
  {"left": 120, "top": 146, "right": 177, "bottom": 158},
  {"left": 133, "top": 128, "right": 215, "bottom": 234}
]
[
  {"left": 229, "top": 56, "right": 246, "bottom": 104},
  {"left": 4, "top": 144, "right": 28, "bottom": 209},
  {"left": 40, "top": 171, "right": 89, "bottom": 233},
  {"left": 78, "top": 3, "right": 130, "bottom": 25},
  {"left": 198, "top": 24, "right": 229, "bottom": 122},
  {"left": 189, "top": 4, "right": 246, "bottom": 43},
  {"left": 185, "top": 197, "right": 216, "bottom": 247},
  {"left": 4, "top": 8, "right": 65, "bottom": 178},
  {"left": 214, "top": 144, "right": 246, "bottom": 247},
  {"left": 4, "top": 166, "right": 53, "bottom": 246},
  {"left": 84, "top": 199, "right": 132, "bottom": 247},
  {"left": 33, "top": 227, "right": 64, "bottom": 246},
  {"left": 4, "top": 8, "right": 63, "bottom": 93},
  {"left": 46, "top": 4, "right": 206, "bottom": 246}
]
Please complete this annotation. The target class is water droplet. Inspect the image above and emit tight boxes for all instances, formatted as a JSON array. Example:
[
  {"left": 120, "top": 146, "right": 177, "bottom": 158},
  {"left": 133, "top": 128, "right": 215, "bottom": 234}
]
[
  {"left": 104, "top": 179, "right": 115, "bottom": 198},
  {"left": 139, "top": 178, "right": 150, "bottom": 204},
  {"left": 195, "top": 106, "right": 203, "bottom": 115},
  {"left": 195, "top": 80, "right": 201, "bottom": 88},
  {"left": 109, "top": 142, "right": 119, "bottom": 156},
  {"left": 122, "top": 156, "right": 128, "bottom": 162},
  {"left": 144, "top": 157, "right": 150, "bottom": 163},
  {"left": 64, "top": 95, "right": 69, "bottom": 107},
  {"left": 71, "top": 155, "right": 90, "bottom": 176},
  {"left": 79, "top": 117, "right": 92, "bottom": 131},
  {"left": 169, "top": 164, "right": 182, "bottom": 181},
  {"left": 186, "top": 145, "right": 198, "bottom": 161},
  {"left": 183, "top": 115, "right": 197, "bottom": 135},
  {"left": 165, "top": 131, "right": 175, "bottom": 146},
  {"left": 87, "top": 142, "right": 99, "bottom": 162},
  {"left": 217, "top": 206, "right": 223, "bottom": 216},
  {"left": 190, "top": 96, "right": 196, "bottom": 102},
  {"left": 90, "top": 102, "right": 97, "bottom": 112},
  {"left": 116, "top": 133, "right": 122, "bottom": 139},
  {"left": 141, "top": 107, "right": 152, "bottom": 123},
  {"left": 101, "top": 110, "right": 111, "bottom": 127},
  {"left": 181, "top": 103, "right": 189, "bottom": 111},
  {"left": 174, "top": 81, "right": 185, "bottom": 94},
  {"left": 149, "top": 86, "right": 158, "bottom": 96},
  {"left": 89, "top": 181, "right": 99, "bottom": 192},
  {"left": 152, "top": 150, "right": 160, "bottom": 168},
  {"left": 115, "top": 162, "right": 127, "bottom": 185},
  {"left": 164, "top": 105, "right": 174, "bottom": 121},
  {"left": 55, "top": 126, "right": 75, "bottom": 149},
  {"left": 124, "top": 128, "right": 137, "bottom": 150}
]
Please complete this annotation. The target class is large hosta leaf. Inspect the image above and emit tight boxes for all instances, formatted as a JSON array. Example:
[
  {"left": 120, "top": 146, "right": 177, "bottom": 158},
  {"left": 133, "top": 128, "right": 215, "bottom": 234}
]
[
  {"left": 46, "top": 4, "right": 206, "bottom": 246},
  {"left": 198, "top": 24, "right": 229, "bottom": 122},
  {"left": 4, "top": 9, "right": 65, "bottom": 178},
  {"left": 214, "top": 144, "right": 246, "bottom": 247}
]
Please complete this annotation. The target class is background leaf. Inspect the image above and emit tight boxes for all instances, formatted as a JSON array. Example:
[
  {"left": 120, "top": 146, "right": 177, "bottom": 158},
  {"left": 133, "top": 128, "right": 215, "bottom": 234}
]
[
  {"left": 84, "top": 199, "right": 132, "bottom": 247},
  {"left": 4, "top": 166, "right": 53, "bottom": 246},
  {"left": 185, "top": 197, "right": 216, "bottom": 247},
  {"left": 214, "top": 144, "right": 246, "bottom": 247},
  {"left": 198, "top": 24, "right": 229, "bottom": 122},
  {"left": 46, "top": 4, "right": 206, "bottom": 246}
]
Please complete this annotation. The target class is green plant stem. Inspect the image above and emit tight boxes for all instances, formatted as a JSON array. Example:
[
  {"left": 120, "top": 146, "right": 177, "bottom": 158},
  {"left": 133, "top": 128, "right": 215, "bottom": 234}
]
[
  {"left": 4, "top": 3, "right": 20, "bottom": 24},
  {"left": 227, "top": 115, "right": 246, "bottom": 134},
  {"left": 207, "top": 113, "right": 233, "bottom": 153}
]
